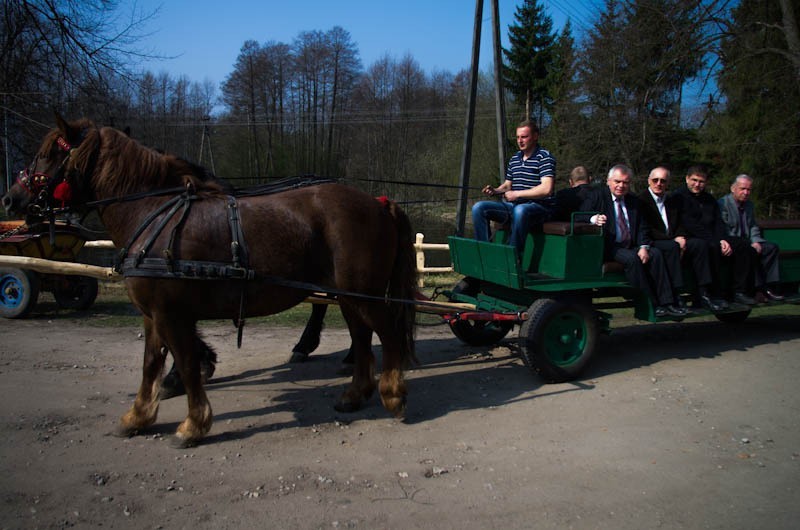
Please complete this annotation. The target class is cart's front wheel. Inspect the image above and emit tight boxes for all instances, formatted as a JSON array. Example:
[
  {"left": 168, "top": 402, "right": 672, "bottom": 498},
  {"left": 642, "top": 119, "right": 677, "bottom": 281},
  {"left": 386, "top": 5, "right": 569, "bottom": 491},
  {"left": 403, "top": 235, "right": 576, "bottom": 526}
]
[
  {"left": 0, "top": 267, "right": 40, "bottom": 319},
  {"left": 53, "top": 276, "right": 99, "bottom": 310},
  {"left": 448, "top": 278, "right": 513, "bottom": 346},
  {"left": 519, "top": 298, "right": 597, "bottom": 383}
]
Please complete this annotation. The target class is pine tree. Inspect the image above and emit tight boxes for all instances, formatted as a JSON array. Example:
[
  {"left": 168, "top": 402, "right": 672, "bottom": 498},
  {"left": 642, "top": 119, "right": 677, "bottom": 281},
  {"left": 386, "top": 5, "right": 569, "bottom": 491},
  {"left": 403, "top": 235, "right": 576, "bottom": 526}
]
[{"left": 503, "top": 0, "right": 557, "bottom": 124}]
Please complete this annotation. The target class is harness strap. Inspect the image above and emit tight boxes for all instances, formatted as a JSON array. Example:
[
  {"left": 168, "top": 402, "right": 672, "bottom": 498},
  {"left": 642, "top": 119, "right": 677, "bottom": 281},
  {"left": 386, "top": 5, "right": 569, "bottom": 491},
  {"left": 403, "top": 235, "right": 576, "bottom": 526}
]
[
  {"left": 226, "top": 196, "right": 249, "bottom": 347},
  {"left": 114, "top": 194, "right": 185, "bottom": 272},
  {"left": 120, "top": 258, "right": 254, "bottom": 280}
]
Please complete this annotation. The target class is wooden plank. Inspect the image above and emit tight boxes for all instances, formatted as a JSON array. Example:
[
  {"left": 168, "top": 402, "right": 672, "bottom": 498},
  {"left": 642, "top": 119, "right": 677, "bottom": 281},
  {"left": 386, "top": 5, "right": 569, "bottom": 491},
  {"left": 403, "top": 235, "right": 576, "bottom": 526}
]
[{"left": 0, "top": 255, "right": 121, "bottom": 280}]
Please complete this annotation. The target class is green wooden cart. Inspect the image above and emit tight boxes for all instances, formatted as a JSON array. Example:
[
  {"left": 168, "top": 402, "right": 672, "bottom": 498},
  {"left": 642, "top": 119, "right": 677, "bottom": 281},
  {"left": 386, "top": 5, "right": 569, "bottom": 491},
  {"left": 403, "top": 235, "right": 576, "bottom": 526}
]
[{"left": 443, "top": 218, "right": 800, "bottom": 383}]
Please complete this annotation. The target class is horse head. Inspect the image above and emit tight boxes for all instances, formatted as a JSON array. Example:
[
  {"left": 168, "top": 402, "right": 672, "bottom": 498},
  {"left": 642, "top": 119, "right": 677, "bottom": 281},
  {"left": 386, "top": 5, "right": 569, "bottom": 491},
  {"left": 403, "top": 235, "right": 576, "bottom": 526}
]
[{"left": 2, "top": 114, "right": 100, "bottom": 219}]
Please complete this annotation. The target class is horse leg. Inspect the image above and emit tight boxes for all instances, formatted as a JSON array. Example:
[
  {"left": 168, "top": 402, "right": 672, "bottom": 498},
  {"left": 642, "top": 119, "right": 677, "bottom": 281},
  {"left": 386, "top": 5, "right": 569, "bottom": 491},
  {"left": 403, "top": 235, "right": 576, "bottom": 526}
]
[
  {"left": 289, "top": 303, "right": 328, "bottom": 362},
  {"left": 334, "top": 306, "right": 376, "bottom": 413},
  {"left": 159, "top": 337, "right": 218, "bottom": 399},
  {"left": 115, "top": 316, "right": 167, "bottom": 437},
  {"left": 158, "top": 319, "right": 213, "bottom": 448},
  {"left": 375, "top": 331, "right": 408, "bottom": 419}
]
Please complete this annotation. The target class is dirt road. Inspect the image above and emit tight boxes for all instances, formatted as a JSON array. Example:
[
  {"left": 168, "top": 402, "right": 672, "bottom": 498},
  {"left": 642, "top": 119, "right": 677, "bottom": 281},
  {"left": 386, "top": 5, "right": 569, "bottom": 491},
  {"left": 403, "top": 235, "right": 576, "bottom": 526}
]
[{"left": 1, "top": 310, "right": 799, "bottom": 529}]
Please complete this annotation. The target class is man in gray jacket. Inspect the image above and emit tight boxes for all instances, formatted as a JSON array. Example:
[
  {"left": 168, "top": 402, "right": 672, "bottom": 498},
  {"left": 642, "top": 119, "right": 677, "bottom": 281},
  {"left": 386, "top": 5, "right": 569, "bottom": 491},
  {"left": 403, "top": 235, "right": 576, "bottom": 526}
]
[{"left": 718, "top": 174, "right": 784, "bottom": 301}]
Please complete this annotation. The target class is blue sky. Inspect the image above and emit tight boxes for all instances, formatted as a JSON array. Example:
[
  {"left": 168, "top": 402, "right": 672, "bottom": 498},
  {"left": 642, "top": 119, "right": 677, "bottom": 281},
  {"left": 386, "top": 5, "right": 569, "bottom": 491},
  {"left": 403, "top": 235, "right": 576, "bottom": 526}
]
[{"left": 132, "top": 0, "right": 600, "bottom": 85}]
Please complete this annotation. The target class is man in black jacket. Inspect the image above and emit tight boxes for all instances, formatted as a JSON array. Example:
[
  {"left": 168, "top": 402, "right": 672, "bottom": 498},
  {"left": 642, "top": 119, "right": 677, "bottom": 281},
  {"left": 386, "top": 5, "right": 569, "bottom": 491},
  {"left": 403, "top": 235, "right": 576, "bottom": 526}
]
[
  {"left": 580, "top": 164, "right": 686, "bottom": 318},
  {"left": 672, "top": 165, "right": 756, "bottom": 305},
  {"left": 554, "top": 165, "right": 593, "bottom": 221},
  {"left": 638, "top": 166, "right": 726, "bottom": 311}
]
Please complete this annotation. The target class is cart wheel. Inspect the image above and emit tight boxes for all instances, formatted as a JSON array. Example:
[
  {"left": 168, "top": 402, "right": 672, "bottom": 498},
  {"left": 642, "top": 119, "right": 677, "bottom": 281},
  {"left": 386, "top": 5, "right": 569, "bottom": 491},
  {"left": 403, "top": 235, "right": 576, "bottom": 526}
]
[
  {"left": 714, "top": 309, "right": 751, "bottom": 324},
  {"left": 519, "top": 298, "right": 597, "bottom": 383},
  {"left": 0, "top": 267, "right": 40, "bottom": 319},
  {"left": 448, "top": 278, "right": 513, "bottom": 346},
  {"left": 53, "top": 276, "right": 99, "bottom": 310}
]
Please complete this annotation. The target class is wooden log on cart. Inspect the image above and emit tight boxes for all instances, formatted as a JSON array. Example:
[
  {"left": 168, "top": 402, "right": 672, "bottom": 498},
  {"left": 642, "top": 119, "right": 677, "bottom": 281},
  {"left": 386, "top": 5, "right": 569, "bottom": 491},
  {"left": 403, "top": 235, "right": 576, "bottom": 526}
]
[{"left": 0, "top": 255, "right": 120, "bottom": 280}]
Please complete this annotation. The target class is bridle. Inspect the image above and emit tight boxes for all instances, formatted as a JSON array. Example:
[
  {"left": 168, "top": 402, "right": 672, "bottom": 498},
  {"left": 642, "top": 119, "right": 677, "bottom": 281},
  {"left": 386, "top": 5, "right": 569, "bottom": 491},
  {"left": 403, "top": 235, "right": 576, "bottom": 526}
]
[{"left": 17, "top": 136, "right": 77, "bottom": 217}]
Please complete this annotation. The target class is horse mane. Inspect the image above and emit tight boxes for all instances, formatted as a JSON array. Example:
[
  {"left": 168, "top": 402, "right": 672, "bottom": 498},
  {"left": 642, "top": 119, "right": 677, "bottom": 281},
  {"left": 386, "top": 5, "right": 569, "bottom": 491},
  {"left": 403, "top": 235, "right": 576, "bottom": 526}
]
[{"left": 57, "top": 118, "right": 229, "bottom": 199}]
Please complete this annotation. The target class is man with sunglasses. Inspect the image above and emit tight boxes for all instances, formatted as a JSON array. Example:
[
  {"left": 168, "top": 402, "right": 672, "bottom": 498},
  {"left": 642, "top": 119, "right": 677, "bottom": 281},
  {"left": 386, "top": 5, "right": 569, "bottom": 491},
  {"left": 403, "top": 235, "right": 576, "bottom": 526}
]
[{"left": 638, "top": 166, "right": 726, "bottom": 312}]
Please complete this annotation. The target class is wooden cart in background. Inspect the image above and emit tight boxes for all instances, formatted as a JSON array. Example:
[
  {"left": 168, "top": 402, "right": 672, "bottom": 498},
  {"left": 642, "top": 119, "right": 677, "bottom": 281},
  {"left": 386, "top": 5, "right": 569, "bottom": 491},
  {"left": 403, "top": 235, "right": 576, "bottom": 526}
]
[{"left": 0, "top": 220, "right": 99, "bottom": 318}]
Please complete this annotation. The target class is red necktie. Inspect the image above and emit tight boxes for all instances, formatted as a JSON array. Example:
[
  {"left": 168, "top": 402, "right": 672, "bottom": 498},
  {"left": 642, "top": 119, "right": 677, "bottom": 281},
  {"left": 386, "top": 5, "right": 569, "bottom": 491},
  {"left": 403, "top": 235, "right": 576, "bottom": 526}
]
[{"left": 616, "top": 198, "right": 630, "bottom": 247}]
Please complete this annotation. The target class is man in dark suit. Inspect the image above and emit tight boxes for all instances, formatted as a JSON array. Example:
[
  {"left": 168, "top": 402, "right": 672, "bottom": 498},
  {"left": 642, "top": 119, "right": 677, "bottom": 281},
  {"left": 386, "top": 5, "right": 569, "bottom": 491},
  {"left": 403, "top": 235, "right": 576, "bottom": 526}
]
[
  {"left": 580, "top": 164, "right": 687, "bottom": 318},
  {"left": 672, "top": 165, "right": 756, "bottom": 305},
  {"left": 638, "top": 166, "right": 726, "bottom": 311}
]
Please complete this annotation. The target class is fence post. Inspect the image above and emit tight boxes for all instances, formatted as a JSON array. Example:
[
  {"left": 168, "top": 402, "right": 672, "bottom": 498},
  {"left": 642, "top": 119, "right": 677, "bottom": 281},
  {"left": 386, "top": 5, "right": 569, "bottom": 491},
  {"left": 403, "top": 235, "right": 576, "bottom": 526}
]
[{"left": 415, "top": 232, "right": 426, "bottom": 288}]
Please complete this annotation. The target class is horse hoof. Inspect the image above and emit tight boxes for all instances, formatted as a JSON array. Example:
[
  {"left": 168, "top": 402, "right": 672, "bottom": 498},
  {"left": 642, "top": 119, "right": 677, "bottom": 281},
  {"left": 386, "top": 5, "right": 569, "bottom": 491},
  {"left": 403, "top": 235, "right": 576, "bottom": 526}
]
[
  {"left": 111, "top": 425, "right": 138, "bottom": 438},
  {"left": 170, "top": 435, "right": 198, "bottom": 449},
  {"left": 382, "top": 395, "right": 407, "bottom": 419},
  {"left": 159, "top": 382, "right": 185, "bottom": 400},
  {"left": 160, "top": 371, "right": 185, "bottom": 399},
  {"left": 288, "top": 351, "right": 309, "bottom": 363}
]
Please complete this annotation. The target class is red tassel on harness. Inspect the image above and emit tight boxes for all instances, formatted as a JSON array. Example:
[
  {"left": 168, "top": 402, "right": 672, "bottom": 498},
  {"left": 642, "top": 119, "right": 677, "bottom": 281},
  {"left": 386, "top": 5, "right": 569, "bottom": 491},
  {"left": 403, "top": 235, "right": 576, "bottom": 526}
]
[
  {"left": 375, "top": 195, "right": 390, "bottom": 207},
  {"left": 53, "top": 181, "right": 72, "bottom": 207}
]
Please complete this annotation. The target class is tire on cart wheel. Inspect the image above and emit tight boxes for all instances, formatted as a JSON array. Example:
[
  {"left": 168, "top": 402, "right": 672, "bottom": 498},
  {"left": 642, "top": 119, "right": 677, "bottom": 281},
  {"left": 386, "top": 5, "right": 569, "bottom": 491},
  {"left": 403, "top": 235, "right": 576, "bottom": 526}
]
[
  {"left": 519, "top": 297, "right": 597, "bottom": 383},
  {"left": 448, "top": 277, "right": 513, "bottom": 346},
  {"left": 53, "top": 275, "right": 99, "bottom": 310},
  {"left": 0, "top": 267, "right": 41, "bottom": 319}
]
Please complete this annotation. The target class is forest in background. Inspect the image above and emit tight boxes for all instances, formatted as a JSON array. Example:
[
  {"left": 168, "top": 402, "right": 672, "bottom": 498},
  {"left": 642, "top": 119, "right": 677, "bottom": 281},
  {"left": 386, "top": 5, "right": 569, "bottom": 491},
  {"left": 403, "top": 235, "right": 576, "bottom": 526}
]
[{"left": 2, "top": 0, "right": 799, "bottom": 231}]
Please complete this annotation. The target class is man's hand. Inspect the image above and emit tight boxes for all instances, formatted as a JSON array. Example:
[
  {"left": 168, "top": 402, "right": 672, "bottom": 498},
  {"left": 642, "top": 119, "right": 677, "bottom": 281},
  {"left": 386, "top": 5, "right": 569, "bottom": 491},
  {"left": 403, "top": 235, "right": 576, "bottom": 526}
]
[
  {"left": 720, "top": 239, "right": 732, "bottom": 256},
  {"left": 638, "top": 247, "right": 650, "bottom": 264},
  {"left": 504, "top": 190, "right": 521, "bottom": 202},
  {"left": 751, "top": 241, "right": 762, "bottom": 254},
  {"left": 592, "top": 214, "right": 607, "bottom": 226}
]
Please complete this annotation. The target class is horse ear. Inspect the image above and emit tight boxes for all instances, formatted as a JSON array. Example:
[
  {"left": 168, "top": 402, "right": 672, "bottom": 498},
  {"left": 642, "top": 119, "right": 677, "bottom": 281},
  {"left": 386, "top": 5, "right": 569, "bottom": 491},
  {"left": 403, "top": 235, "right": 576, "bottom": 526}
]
[{"left": 54, "top": 112, "right": 70, "bottom": 135}]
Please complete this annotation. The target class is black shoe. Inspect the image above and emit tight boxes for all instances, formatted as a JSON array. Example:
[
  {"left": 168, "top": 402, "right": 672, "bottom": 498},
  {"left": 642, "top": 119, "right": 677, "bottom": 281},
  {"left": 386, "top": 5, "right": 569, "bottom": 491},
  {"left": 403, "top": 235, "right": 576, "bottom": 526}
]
[
  {"left": 764, "top": 289, "right": 785, "bottom": 301},
  {"left": 655, "top": 305, "right": 687, "bottom": 318},
  {"left": 733, "top": 292, "right": 756, "bottom": 306},
  {"left": 699, "top": 294, "right": 724, "bottom": 312},
  {"left": 666, "top": 304, "right": 689, "bottom": 317}
]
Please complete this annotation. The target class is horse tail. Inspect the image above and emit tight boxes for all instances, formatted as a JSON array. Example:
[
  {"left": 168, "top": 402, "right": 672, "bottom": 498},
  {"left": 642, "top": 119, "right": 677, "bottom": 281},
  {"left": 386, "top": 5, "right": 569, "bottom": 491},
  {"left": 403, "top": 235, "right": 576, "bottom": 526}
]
[{"left": 385, "top": 201, "right": 418, "bottom": 365}]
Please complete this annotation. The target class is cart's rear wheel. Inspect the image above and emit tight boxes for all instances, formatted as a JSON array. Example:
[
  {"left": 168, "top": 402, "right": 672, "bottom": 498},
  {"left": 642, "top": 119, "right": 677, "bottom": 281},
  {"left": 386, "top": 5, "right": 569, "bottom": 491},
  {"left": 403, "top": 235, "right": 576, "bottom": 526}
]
[
  {"left": 519, "top": 298, "right": 597, "bottom": 383},
  {"left": 0, "top": 267, "right": 40, "bottom": 319},
  {"left": 448, "top": 278, "right": 513, "bottom": 346},
  {"left": 53, "top": 275, "right": 99, "bottom": 310}
]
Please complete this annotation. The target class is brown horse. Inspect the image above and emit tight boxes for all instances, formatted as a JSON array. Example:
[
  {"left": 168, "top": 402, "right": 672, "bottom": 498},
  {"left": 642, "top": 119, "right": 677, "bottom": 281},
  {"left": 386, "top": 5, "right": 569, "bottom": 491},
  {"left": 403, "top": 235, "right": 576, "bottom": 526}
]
[{"left": 3, "top": 115, "right": 417, "bottom": 447}]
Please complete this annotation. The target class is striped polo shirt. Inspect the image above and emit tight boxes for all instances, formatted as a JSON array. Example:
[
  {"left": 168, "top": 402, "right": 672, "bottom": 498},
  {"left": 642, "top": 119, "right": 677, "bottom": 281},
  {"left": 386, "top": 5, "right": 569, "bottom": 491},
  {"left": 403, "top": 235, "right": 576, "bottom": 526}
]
[{"left": 505, "top": 145, "right": 556, "bottom": 207}]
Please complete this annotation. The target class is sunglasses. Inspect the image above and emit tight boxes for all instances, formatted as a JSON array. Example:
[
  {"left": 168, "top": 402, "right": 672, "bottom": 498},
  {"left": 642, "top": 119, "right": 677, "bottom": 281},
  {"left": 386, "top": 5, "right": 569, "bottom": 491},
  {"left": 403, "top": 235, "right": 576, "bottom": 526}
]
[{"left": 650, "top": 178, "right": 667, "bottom": 183}]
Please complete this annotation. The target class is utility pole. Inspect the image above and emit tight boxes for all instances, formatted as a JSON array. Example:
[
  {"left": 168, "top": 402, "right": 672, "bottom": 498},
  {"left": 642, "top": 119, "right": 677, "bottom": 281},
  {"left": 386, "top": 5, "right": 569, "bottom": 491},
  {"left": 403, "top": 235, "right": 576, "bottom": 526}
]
[
  {"left": 198, "top": 115, "right": 216, "bottom": 174},
  {"left": 455, "top": 0, "right": 484, "bottom": 237},
  {"left": 454, "top": 0, "right": 508, "bottom": 237}
]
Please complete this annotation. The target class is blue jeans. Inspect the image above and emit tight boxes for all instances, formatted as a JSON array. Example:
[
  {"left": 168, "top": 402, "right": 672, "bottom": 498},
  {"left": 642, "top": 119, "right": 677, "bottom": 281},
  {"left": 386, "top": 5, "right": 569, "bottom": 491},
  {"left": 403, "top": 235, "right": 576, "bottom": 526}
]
[{"left": 472, "top": 200, "right": 552, "bottom": 252}]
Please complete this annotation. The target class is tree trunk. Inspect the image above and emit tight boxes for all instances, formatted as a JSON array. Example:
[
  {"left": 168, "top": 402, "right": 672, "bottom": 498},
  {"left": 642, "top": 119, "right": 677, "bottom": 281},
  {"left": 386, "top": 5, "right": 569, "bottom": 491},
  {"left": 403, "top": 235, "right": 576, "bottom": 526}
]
[{"left": 778, "top": 0, "right": 800, "bottom": 82}]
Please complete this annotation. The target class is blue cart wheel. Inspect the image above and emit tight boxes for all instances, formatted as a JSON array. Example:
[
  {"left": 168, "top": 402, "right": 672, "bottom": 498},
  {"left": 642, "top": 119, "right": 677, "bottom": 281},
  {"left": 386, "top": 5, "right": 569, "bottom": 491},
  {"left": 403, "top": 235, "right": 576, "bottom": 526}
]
[{"left": 0, "top": 267, "right": 40, "bottom": 319}]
